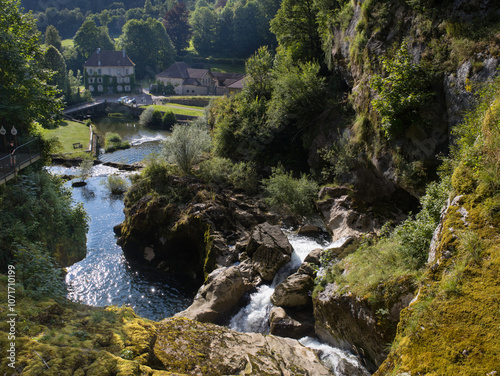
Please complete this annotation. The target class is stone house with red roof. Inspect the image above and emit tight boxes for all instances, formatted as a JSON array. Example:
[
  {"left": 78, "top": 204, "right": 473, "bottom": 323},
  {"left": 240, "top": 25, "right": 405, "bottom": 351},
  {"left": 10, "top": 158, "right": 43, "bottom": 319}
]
[
  {"left": 156, "top": 62, "right": 245, "bottom": 96},
  {"left": 83, "top": 49, "right": 136, "bottom": 94}
]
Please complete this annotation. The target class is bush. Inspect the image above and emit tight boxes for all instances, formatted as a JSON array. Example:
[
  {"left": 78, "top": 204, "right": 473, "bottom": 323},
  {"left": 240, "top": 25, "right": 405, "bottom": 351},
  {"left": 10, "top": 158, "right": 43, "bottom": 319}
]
[
  {"left": 162, "top": 111, "right": 177, "bottom": 129},
  {"left": 102, "top": 175, "right": 130, "bottom": 195},
  {"left": 198, "top": 157, "right": 259, "bottom": 194},
  {"left": 104, "top": 132, "right": 131, "bottom": 152},
  {"left": 163, "top": 122, "right": 211, "bottom": 174},
  {"left": 262, "top": 164, "right": 319, "bottom": 216},
  {"left": 139, "top": 106, "right": 154, "bottom": 127}
]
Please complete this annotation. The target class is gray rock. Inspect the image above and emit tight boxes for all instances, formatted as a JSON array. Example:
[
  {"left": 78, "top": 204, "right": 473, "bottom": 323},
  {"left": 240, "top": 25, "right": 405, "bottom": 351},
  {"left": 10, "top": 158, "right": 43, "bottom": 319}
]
[{"left": 271, "top": 273, "right": 314, "bottom": 308}]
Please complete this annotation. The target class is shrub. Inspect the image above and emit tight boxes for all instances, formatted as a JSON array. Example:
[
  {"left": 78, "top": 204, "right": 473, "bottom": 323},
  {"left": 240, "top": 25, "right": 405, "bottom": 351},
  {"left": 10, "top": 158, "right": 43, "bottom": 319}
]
[
  {"left": 104, "top": 132, "right": 131, "bottom": 152},
  {"left": 370, "top": 40, "right": 432, "bottom": 139},
  {"left": 79, "top": 158, "right": 93, "bottom": 182},
  {"left": 162, "top": 111, "right": 177, "bottom": 129},
  {"left": 163, "top": 122, "right": 211, "bottom": 174},
  {"left": 139, "top": 106, "right": 154, "bottom": 127},
  {"left": 198, "top": 157, "right": 259, "bottom": 194},
  {"left": 262, "top": 164, "right": 319, "bottom": 216},
  {"left": 102, "top": 175, "right": 130, "bottom": 195}
]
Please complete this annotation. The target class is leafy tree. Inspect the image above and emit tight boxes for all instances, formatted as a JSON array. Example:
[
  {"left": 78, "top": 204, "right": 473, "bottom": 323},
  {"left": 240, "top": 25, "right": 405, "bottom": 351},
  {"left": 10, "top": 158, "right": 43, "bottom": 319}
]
[
  {"left": 121, "top": 18, "right": 175, "bottom": 79},
  {"left": 370, "top": 40, "right": 432, "bottom": 139},
  {"left": 244, "top": 45, "right": 274, "bottom": 101},
  {"left": 232, "top": 0, "right": 265, "bottom": 57},
  {"left": 41, "top": 45, "right": 68, "bottom": 94},
  {"left": 163, "top": 2, "right": 192, "bottom": 53},
  {"left": 99, "top": 9, "right": 111, "bottom": 27},
  {"left": 74, "top": 19, "right": 114, "bottom": 59},
  {"left": 191, "top": 6, "right": 217, "bottom": 55},
  {"left": 0, "top": 0, "right": 62, "bottom": 130},
  {"left": 162, "top": 111, "right": 176, "bottom": 129},
  {"left": 214, "top": 5, "right": 234, "bottom": 54},
  {"left": 144, "top": 0, "right": 154, "bottom": 15},
  {"left": 163, "top": 122, "right": 211, "bottom": 174},
  {"left": 45, "top": 25, "right": 62, "bottom": 51},
  {"left": 270, "top": 0, "right": 322, "bottom": 62}
]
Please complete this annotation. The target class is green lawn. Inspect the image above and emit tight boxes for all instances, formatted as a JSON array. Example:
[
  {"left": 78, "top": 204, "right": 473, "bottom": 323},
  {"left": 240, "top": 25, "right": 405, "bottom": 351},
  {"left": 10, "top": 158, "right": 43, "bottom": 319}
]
[
  {"left": 146, "top": 104, "right": 204, "bottom": 117},
  {"left": 61, "top": 39, "right": 74, "bottom": 48},
  {"left": 41, "top": 120, "right": 91, "bottom": 154}
]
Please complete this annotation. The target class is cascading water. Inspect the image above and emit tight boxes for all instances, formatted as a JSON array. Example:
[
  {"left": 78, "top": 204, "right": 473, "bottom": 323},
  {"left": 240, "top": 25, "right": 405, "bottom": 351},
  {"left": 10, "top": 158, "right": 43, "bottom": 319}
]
[{"left": 228, "top": 230, "right": 370, "bottom": 376}]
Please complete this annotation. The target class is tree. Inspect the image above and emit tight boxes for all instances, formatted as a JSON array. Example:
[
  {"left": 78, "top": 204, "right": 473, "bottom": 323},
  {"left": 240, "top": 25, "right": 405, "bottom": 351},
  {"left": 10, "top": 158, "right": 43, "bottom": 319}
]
[
  {"left": 232, "top": 0, "right": 265, "bottom": 57},
  {"left": 163, "top": 2, "right": 192, "bottom": 53},
  {"left": 163, "top": 122, "right": 211, "bottom": 174},
  {"left": 214, "top": 5, "right": 234, "bottom": 54},
  {"left": 270, "top": 0, "right": 322, "bottom": 62},
  {"left": 45, "top": 25, "right": 62, "bottom": 51},
  {"left": 244, "top": 46, "right": 274, "bottom": 101},
  {"left": 41, "top": 46, "right": 68, "bottom": 94},
  {"left": 0, "top": 0, "right": 62, "bottom": 131},
  {"left": 121, "top": 18, "right": 175, "bottom": 79},
  {"left": 74, "top": 19, "right": 114, "bottom": 59},
  {"left": 190, "top": 6, "right": 217, "bottom": 55},
  {"left": 370, "top": 40, "right": 432, "bottom": 139}
]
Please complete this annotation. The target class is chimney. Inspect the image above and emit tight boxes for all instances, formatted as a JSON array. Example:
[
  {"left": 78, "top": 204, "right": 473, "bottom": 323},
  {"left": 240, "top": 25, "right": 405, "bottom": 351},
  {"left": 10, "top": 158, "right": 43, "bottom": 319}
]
[
  {"left": 122, "top": 49, "right": 125, "bottom": 58},
  {"left": 97, "top": 48, "right": 100, "bottom": 54}
]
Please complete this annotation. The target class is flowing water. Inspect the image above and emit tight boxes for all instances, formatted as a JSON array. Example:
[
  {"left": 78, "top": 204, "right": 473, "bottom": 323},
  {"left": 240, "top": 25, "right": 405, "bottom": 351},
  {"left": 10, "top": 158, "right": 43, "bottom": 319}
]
[
  {"left": 50, "top": 117, "right": 368, "bottom": 372},
  {"left": 229, "top": 232, "right": 370, "bottom": 376}
]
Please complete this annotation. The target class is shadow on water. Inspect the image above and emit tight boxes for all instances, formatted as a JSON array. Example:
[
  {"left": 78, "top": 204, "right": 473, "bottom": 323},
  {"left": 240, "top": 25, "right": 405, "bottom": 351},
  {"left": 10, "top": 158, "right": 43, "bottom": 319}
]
[{"left": 52, "top": 166, "right": 197, "bottom": 321}]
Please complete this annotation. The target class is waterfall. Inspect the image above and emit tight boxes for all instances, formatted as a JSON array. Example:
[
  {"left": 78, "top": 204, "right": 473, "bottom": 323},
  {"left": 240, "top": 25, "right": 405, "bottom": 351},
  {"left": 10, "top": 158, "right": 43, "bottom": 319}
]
[{"left": 228, "top": 231, "right": 370, "bottom": 376}]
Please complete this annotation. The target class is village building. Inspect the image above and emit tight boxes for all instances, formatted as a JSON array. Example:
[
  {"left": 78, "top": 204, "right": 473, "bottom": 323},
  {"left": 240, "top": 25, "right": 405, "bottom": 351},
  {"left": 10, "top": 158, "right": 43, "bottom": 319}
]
[
  {"left": 83, "top": 49, "right": 136, "bottom": 94},
  {"left": 156, "top": 62, "right": 245, "bottom": 96}
]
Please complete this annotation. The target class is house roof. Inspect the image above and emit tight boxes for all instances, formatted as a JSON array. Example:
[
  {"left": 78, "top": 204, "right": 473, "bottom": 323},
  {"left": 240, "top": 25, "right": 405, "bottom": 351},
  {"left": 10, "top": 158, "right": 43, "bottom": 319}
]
[
  {"left": 212, "top": 72, "right": 246, "bottom": 87},
  {"left": 157, "top": 62, "right": 190, "bottom": 78},
  {"left": 83, "top": 49, "right": 135, "bottom": 67},
  {"left": 187, "top": 68, "right": 210, "bottom": 79},
  {"left": 227, "top": 77, "right": 246, "bottom": 89},
  {"left": 183, "top": 78, "right": 203, "bottom": 86}
]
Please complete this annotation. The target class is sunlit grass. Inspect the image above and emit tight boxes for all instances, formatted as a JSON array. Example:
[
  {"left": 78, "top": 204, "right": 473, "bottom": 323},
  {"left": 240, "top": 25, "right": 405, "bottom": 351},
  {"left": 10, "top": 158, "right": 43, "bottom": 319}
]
[
  {"left": 40, "top": 120, "right": 90, "bottom": 154},
  {"left": 145, "top": 104, "right": 204, "bottom": 117}
]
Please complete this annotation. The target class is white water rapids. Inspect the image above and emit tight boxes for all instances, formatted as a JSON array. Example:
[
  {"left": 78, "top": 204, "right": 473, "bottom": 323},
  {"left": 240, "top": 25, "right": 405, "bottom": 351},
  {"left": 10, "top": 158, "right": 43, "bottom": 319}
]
[{"left": 229, "top": 231, "right": 370, "bottom": 376}]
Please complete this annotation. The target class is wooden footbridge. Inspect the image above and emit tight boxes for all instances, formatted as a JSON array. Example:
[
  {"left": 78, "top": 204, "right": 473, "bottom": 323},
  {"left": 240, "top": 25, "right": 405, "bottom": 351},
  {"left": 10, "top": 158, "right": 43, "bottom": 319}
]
[
  {"left": 63, "top": 100, "right": 108, "bottom": 119},
  {"left": 0, "top": 138, "right": 42, "bottom": 185}
]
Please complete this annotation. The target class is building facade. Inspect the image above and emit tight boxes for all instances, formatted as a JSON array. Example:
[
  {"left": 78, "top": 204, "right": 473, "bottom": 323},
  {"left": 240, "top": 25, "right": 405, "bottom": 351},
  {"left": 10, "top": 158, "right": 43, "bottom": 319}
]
[{"left": 83, "top": 49, "right": 136, "bottom": 94}]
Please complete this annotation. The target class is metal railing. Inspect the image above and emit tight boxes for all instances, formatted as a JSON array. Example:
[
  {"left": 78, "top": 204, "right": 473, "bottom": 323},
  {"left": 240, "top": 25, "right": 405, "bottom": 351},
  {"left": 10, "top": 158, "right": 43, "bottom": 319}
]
[{"left": 0, "top": 138, "right": 42, "bottom": 185}]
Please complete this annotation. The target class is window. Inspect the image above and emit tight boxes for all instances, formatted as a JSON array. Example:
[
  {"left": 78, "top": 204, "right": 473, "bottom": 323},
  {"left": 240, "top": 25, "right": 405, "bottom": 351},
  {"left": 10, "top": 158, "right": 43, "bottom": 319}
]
[
  {"left": 125, "top": 69, "right": 129, "bottom": 75},
  {"left": 124, "top": 77, "right": 130, "bottom": 83},
  {"left": 89, "top": 85, "right": 94, "bottom": 92},
  {"left": 117, "top": 69, "right": 122, "bottom": 75},
  {"left": 88, "top": 78, "right": 95, "bottom": 84},
  {"left": 98, "top": 85, "right": 103, "bottom": 92},
  {"left": 88, "top": 68, "right": 93, "bottom": 75},
  {"left": 117, "top": 85, "right": 123, "bottom": 92},
  {"left": 97, "top": 77, "right": 103, "bottom": 83},
  {"left": 117, "top": 77, "right": 123, "bottom": 84},
  {"left": 124, "top": 85, "right": 131, "bottom": 92},
  {"left": 97, "top": 68, "right": 101, "bottom": 75}
]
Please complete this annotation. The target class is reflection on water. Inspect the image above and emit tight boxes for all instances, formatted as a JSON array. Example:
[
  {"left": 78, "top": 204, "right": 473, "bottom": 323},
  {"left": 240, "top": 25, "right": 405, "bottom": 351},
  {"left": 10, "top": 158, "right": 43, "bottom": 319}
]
[
  {"left": 56, "top": 166, "right": 196, "bottom": 321},
  {"left": 93, "top": 116, "right": 170, "bottom": 165}
]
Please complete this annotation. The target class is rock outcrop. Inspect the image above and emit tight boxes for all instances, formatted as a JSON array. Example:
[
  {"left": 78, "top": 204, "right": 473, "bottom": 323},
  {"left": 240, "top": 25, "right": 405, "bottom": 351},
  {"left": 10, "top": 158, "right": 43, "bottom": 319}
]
[
  {"left": 155, "top": 317, "right": 333, "bottom": 375},
  {"left": 313, "top": 277, "right": 416, "bottom": 373}
]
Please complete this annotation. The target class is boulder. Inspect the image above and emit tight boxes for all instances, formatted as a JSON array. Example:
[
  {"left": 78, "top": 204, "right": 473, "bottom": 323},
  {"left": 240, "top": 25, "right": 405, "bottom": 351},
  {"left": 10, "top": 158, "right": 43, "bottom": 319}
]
[
  {"left": 175, "top": 261, "right": 258, "bottom": 324},
  {"left": 269, "top": 307, "right": 315, "bottom": 339},
  {"left": 155, "top": 317, "right": 334, "bottom": 375},
  {"left": 245, "top": 222, "right": 293, "bottom": 281},
  {"left": 271, "top": 273, "right": 314, "bottom": 308}
]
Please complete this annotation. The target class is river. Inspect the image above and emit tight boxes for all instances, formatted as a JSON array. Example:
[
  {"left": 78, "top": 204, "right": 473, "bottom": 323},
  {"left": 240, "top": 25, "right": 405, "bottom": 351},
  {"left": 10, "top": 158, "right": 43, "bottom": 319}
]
[{"left": 49, "top": 117, "right": 369, "bottom": 375}]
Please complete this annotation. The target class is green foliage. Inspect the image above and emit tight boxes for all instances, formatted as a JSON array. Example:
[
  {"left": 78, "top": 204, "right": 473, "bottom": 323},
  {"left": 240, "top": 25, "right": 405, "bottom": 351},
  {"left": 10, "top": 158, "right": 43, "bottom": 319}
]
[
  {"left": 13, "top": 242, "right": 67, "bottom": 298},
  {"left": 0, "top": 0, "right": 63, "bottom": 130},
  {"left": 262, "top": 164, "right": 319, "bottom": 216},
  {"left": 198, "top": 157, "right": 259, "bottom": 194},
  {"left": 370, "top": 40, "right": 432, "bottom": 139},
  {"left": 162, "top": 2, "right": 192, "bottom": 52},
  {"left": 139, "top": 106, "right": 154, "bottom": 127},
  {"left": 270, "top": 0, "right": 322, "bottom": 62},
  {"left": 104, "top": 132, "right": 131, "bottom": 152},
  {"left": 163, "top": 121, "right": 211, "bottom": 174},
  {"left": 320, "top": 177, "right": 449, "bottom": 296},
  {"left": 120, "top": 18, "right": 175, "bottom": 79},
  {"left": 244, "top": 46, "right": 274, "bottom": 101},
  {"left": 74, "top": 19, "right": 114, "bottom": 59},
  {"left": 0, "top": 171, "right": 88, "bottom": 295},
  {"left": 41, "top": 45, "right": 68, "bottom": 93},
  {"left": 124, "top": 157, "right": 192, "bottom": 208},
  {"left": 162, "top": 111, "right": 177, "bottom": 129},
  {"left": 78, "top": 158, "right": 94, "bottom": 182},
  {"left": 44, "top": 25, "right": 62, "bottom": 51},
  {"left": 102, "top": 174, "right": 130, "bottom": 195},
  {"left": 320, "top": 130, "right": 363, "bottom": 183}
]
